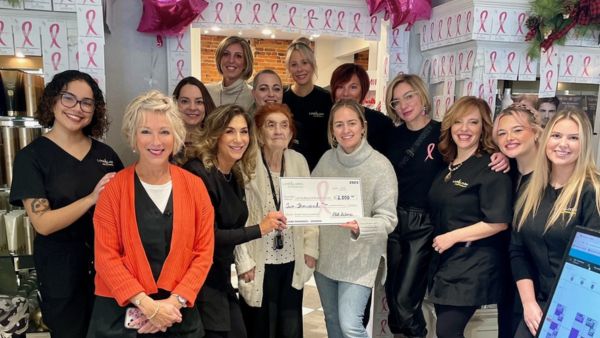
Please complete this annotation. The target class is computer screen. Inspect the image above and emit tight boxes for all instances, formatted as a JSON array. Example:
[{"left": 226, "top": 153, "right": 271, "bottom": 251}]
[{"left": 537, "top": 227, "right": 600, "bottom": 338}]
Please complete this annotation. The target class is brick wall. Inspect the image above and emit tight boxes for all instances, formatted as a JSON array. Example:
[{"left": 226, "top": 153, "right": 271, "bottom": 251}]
[
  {"left": 200, "top": 35, "right": 294, "bottom": 85},
  {"left": 354, "top": 50, "right": 369, "bottom": 70}
]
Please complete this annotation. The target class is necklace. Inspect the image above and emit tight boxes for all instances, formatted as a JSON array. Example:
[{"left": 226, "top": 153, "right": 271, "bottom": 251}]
[
  {"left": 444, "top": 162, "right": 463, "bottom": 182},
  {"left": 216, "top": 164, "right": 233, "bottom": 182},
  {"left": 220, "top": 81, "right": 243, "bottom": 106}
]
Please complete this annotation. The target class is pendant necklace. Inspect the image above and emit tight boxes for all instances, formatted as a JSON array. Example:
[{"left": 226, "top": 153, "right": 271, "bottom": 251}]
[
  {"left": 444, "top": 162, "right": 463, "bottom": 182},
  {"left": 220, "top": 82, "right": 243, "bottom": 106},
  {"left": 216, "top": 163, "right": 233, "bottom": 182}
]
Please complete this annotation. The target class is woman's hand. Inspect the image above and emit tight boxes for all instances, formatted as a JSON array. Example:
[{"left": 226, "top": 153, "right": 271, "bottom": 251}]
[
  {"left": 489, "top": 152, "right": 510, "bottom": 173},
  {"left": 259, "top": 211, "right": 287, "bottom": 235},
  {"left": 340, "top": 220, "right": 359, "bottom": 236},
  {"left": 137, "top": 320, "right": 164, "bottom": 334},
  {"left": 522, "top": 300, "right": 543, "bottom": 336},
  {"left": 432, "top": 232, "right": 457, "bottom": 254},
  {"left": 142, "top": 299, "right": 182, "bottom": 331},
  {"left": 88, "top": 172, "right": 117, "bottom": 204},
  {"left": 304, "top": 255, "right": 316, "bottom": 269},
  {"left": 240, "top": 267, "right": 256, "bottom": 283}
]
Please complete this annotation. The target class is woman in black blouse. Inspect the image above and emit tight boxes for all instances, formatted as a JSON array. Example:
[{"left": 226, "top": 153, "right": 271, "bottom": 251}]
[
  {"left": 511, "top": 110, "right": 600, "bottom": 337},
  {"left": 427, "top": 96, "right": 513, "bottom": 338},
  {"left": 182, "top": 104, "right": 286, "bottom": 338}
]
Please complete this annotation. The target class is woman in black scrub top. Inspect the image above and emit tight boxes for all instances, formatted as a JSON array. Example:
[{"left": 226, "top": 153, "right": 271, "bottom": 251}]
[
  {"left": 282, "top": 37, "right": 333, "bottom": 170},
  {"left": 511, "top": 110, "right": 600, "bottom": 337},
  {"left": 9, "top": 70, "right": 123, "bottom": 338},
  {"left": 183, "top": 105, "right": 286, "bottom": 338},
  {"left": 427, "top": 96, "right": 512, "bottom": 338}
]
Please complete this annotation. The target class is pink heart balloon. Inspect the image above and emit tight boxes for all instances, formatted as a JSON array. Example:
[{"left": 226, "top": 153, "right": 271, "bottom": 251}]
[{"left": 137, "top": 0, "right": 209, "bottom": 36}]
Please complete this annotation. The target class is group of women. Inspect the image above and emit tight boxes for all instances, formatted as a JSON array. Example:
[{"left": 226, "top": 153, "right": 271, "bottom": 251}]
[{"left": 7, "top": 33, "right": 600, "bottom": 338}]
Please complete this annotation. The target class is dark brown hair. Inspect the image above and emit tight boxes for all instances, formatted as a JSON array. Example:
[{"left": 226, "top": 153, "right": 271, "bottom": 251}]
[
  {"left": 172, "top": 76, "right": 216, "bottom": 121},
  {"left": 330, "top": 63, "right": 370, "bottom": 103}
]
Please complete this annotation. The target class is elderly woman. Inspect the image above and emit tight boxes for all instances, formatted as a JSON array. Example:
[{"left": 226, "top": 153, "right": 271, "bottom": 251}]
[
  {"left": 234, "top": 103, "right": 318, "bottom": 338},
  {"left": 312, "top": 99, "right": 398, "bottom": 338},
  {"left": 283, "top": 37, "right": 333, "bottom": 170},
  {"left": 511, "top": 110, "right": 600, "bottom": 337},
  {"left": 206, "top": 36, "right": 254, "bottom": 111},
  {"left": 183, "top": 105, "right": 285, "bottom": 338},
  {"left": 88, "top": 90, "right": 214, "bottom": 337},
  {"left": 427, "top": 96, "right": 513, "bottom": 338},
  {"left": 330, "top": 63, "right": 394, "bottom": 153},
  {"left": 247, "top": 69, "right": 284, "bottom": 116},
  {"left": 9, "top": 70, "right": 123, "bottom": 338}
]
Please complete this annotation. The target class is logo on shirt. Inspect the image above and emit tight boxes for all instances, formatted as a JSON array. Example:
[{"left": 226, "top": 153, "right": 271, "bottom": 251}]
[
  {"left": 452, "top": 179, "right": 469, "bottom": 188},
  {"left": 424, "top": 143, "right": 435, "bottom": 161},
  {"left": 97, "top": 158, "right": 115, "bottom": 167},
  {"left": 308, "top": 111, "right": 325, "bottom": 118}
]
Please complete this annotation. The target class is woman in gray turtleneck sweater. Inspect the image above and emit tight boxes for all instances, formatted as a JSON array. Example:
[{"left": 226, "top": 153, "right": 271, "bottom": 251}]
[
  {"left": 206, "top": 36, "right": 254, "bottom": 111},
  {"left": 312, "top": 99, "right": 398, "bottom": 338}
]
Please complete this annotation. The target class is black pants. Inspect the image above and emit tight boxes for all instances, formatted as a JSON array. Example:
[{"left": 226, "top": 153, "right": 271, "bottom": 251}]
[
  {"left": 385, "top": 206, "right": 434, "bottom": 337},
  {"left": 240, "top": 262, "right": 303, "bottom": 338},
  {"left": 434, "top": 304, "right": 478, "bottom": 338},
  {"left": 202, "top": 297, "right": 246, "bottom": 338}
]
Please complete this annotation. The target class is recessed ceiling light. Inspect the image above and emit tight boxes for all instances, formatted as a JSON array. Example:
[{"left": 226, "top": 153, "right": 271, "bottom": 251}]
[
  {"left": 203, "top": 30, "right": 209, "bottom": 34},
  {"left": 210, "top": 26, "right": 221, "bottom": 32},
  {"left": 270, "top": 34, "right": 276, "bottom": 39},
  {"left": 262, "top": 29, "right": 272, "bottom": 35},
  {"left": 238, "top": 31, "right": 243, "bottom": 35},
  {"left": 15, "top": 52, "right": 25, "bottom": 58}
]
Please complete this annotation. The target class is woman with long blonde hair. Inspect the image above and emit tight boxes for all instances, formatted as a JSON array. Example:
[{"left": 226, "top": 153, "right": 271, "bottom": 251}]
[{"left": 511, "top": 110, "right": 600, "bottom": 337}]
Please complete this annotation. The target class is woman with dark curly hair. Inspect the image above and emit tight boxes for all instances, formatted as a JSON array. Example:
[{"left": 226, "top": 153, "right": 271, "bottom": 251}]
[{"left": 9, "top": 70, "right": 123, "bottom": 338}]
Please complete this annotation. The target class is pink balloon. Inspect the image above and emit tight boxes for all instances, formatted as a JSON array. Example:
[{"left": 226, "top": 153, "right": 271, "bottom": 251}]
[
  {"left": 137, "top": 0, "right": 209, "bottom": 36},
  {"left": 367, "top": 0, "right": 388, "bottom": 16},
  {"left": 367, "top": 0, "right": 431, "bottom": 29}
]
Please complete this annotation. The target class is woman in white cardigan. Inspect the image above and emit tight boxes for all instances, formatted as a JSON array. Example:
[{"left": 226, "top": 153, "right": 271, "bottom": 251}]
[
  {"left": 235, "top": 103, "right": 318, "bottom": 338},
  {"left": 312, "top": 99, "right": 398, "bottom": 338}
]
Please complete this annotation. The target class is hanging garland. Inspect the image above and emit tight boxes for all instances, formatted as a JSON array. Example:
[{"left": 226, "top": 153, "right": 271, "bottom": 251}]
[{"left": 525, "top": 0, "right": 600, "bottom": 58}]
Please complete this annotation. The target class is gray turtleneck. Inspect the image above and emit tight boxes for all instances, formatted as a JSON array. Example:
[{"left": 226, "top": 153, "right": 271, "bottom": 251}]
[
  {"left": 206, "top": 78, "right": 254, "bottom": 112},
  {"left": 311, "top": 139, "right": 398, "bottom": 287}
]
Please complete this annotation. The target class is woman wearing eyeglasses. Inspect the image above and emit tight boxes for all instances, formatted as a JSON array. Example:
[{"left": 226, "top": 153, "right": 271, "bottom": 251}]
[
  {"left": 9, "top": 70, "right": 123, "bottom": 338},
  {"left": 235, "top": 103, "right": 318, "bottom": 338}
]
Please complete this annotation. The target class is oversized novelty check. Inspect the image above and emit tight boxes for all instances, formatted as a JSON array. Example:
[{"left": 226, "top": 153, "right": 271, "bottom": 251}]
[{"left": 280, "top": 177, "right": 363, "bottom": 226}]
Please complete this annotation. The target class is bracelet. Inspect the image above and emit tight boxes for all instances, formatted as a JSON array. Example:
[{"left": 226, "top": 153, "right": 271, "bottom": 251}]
[{"left": 147, "top": 303, "right": 161, "bottom": 320}]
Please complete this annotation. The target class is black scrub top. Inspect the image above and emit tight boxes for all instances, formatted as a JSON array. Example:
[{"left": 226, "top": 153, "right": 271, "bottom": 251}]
[
  {"left": 510, "top": 182, "right": 600, "bottom": 302},
  {"left": 427, "top": 153, "right": 513, "bottom": 306},
  {"left": 385, "top": 120, "right": 445, "bottom": 209},
  {"left": 283, "top": 85, "right": 333, "bottom": 170},
  {"left": 182, "top": 159, "right": 261, "bottom": 331}
]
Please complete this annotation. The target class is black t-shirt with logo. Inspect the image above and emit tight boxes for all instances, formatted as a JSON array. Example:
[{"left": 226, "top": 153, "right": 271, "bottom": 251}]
[
  {"left": 10, "top": 136, "right": 123, "bottom": 245},
  {"left": 283, "top": 85, "right": 333, "bottom": 170},
  {"left": 385, "top": 120, "right": 445, "bottom": 209}
]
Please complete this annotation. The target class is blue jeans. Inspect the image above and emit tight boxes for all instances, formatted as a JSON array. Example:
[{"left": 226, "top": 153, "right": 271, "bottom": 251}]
[{"left": 314, "top": 271, "right": 372, "bottom": 338}]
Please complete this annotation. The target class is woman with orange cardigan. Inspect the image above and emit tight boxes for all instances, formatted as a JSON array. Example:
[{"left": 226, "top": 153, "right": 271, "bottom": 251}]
[{"left": 87, "top": 90, "right": 214, "bottom": 337}]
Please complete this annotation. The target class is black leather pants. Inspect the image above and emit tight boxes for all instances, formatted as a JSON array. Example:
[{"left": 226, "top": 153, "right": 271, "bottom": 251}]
[{"left": 385, "top": 206, "right": 434, "bottom": 337}]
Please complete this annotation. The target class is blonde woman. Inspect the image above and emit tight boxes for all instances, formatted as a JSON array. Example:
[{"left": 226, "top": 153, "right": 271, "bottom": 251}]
[{"left": 511, "top": 110, "right": 600, "bottom": 337}]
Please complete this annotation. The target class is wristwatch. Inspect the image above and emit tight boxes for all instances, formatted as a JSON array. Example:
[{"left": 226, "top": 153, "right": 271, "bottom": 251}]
[{"left": 172, "top": 294, "right": 187, "bottom": 308}]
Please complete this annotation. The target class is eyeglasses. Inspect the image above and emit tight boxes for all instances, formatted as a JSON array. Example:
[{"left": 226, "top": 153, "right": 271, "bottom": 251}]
[
  {"left": 390, "top": 91, "right": 419, "bottom": 110},
  {"left": 60, "top": 91, "right": 95, "bottom": 113},
  {"left": 273, "top": 230, "right": 283, "bottom": 250}
]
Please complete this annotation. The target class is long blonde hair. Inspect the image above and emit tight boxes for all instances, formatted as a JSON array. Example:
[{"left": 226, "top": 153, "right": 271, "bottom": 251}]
[
  {"left": 514, "top": 110, "right": 600, "bottom": 231},
  {"left": 186, "top": 104, "right": 257, "bottom": 184}
]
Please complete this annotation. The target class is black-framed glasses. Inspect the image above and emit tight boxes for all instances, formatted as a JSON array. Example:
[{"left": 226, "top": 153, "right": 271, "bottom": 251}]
[
  {"left": 60, "top": 91, "right": 95, "bottom": 113},
  {"left": 273, "top": 230, "right": 284, "bottom": 250}
]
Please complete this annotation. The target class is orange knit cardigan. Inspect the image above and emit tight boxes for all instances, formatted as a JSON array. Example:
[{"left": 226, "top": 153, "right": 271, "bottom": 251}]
[{"left": 93, "top": 165, "right": 214, "bottom": 307}]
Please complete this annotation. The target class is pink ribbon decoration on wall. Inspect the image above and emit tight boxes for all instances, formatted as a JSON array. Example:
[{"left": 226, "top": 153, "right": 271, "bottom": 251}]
[
  {"left": 324, "top": 9, "right": 333, "bottom": 29},
  {"left": 429, "top": 21, "right": 434, "bottom": 42},
  {"left": 524, "top": 55, "right": 533, "bottom": 74},
  {"left": 86, "top": 41, "right": 98, "bottom": 67},
  {"left": 176, "top": 59, "right": 185, "bottom": 79},
  {"left": 466, "top": 10, "right": 472, "bottom": 33},
  {"left": 234, "top": 3, "right": 243, "bottom": 24},
  {"left": 544, "top": 47, "right": 554, "bottom": 67},
  {"left": 269, "top": 3, "right": 279, "bottom": 24},
  {"left": 458, "top": 52, "right": 464, "bottom": 72},
  {"left": 215, "top": 2, "right": 224, "bottom": 23},
  {"left": 391, "top": 28, "right": 400, "bottom": 47},
  {"left": 288, "top": 6, "right": 297, "bottom": 27},
  {"left": 51, "top": 52, "right": 61, "bottom": 71},
  {"left": 176, "top": 33, "right": 185, "bottom": 51},
  {"left": 478, "top": 10, "right": 488, "bottom": 33},
  {"left": 49, "top": 23, "right": 62, "bottom": 48},
  {"left": 437, "top": 19, "right": 443, "bottom": 40},
  {"left": 306, "top": 9, "right": 317, "bottom": 29},
  {"left": 0, "top": 20, "right": 6, "bottom": 46},
  {"left": 435, "top": 97, "right": 441, "bottom": 118},
  {"left": 497, "top": 11, "right": 507, "bottom": 34},
  {"left": 337, "top": 11, "right": 346, "bottom": 31},
  {"left": 252, "top": 3, "right": 261, "bottom": 24},
  {"left": 466, "top": 81, "right": 473, "bottom": 95},
  {"left": 353, "top": 13, "right": 362, "bottom": 33},
  {"left": 445, "top": 97, "right": 451, "bottom": 110},
  {"left": 582, "top": 56, "right": 591, "bottom": 76},
  {"left": 465, "top": 50, "right": 474, "bottom": 71},
  {"left": 446, "top": 16, "right": 452, "bottom": 38},
  {"left": 545, "top": 70, "right": 554, "bottom": 90},
  {"left": 517, "top": 13, "right": 527, "bottom": 35},
  {"left": 448, "top": 54, "right": 455, "bottom": 75},
  {"left": 370, "top": 16, "right": 378, "bottom": 35},
  {"left": 432, "top": 58, "right": 437, "bottom": 77},
  {"left": 478, "top": 84, "right": 485, "bottom": 98},
  {"left": 441, "top": 55, "right": 446, "bottom": 76},
  {"left": 506, "top": 52, "right": 516, "bottom": 73},
  {"left": 564, "top": 55, "right": 574, "bottom": 76},
  {"left": 86, "top": 9, "right": 98, "bottom": 35},
  {"left": 21, "top": 21, "right": 34, "bottom": 48},
  {"left": 455, "top": 13, "right": 462, "bottom": 35}
]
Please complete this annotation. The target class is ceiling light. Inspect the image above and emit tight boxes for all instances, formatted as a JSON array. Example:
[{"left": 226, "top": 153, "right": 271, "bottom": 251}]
[
  {"left": 270, "top": 34, "right": 276, "bottom": 39},
  {"left": 15, "top": 52, "right": 25, "bottom": 58},
  {"left": 210, "top": 26, "right": 221, "bottom": 32},
  {"left": 262, "top": 28, "right": 272, "bottom": 35}
]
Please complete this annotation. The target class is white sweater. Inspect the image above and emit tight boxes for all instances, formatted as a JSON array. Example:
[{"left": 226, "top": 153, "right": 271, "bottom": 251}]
[
  {"left": 312, "top": 139, "right": 398, "bottom": 287},
  {"left": 206, "top": 78, "right": 254, "bottom": 112},
  {"left": 234, "top": 149, "right": 319, "bottom": 306}
]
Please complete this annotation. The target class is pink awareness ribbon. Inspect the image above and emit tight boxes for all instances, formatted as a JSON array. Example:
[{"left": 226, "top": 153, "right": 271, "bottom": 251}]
[
  {"left": 51, "top": 52, "right": 61, "bottom": 71},
  {"left": 316, "top": 181, "right": 331, "bottom": 214},
  {"left": 234, "top": 3, "right": 243, "bottom": 24},
  {"left": 478, "top": 10, "right": 488, "bottom": 33},
  {"left": 380, "top": 320, "right": 388, "bottom": 334},
  {"left": 441, "top": 56, "right": 446, "bottom": 76},
  {"left": 437, "top": 19, "right": 443, "bottom": 40},
  {"left": 466, "top": 81, "right": 473, "bottom": 95},
  {"left": 466, "top": 11, "right": 472, "bottom": 33},
  {"left": 582, "top": 56, "right": 591, "bottom": 76},
  {"left": 432, "top": 58, "right": 437, "bottom": 77},
  {"left": 445, "top": 97, "right": 452, "bottom": 111},
  {"left": 86, "top": 9, "right": 98, "bottom": 36},
  {"left": 458, "top": 52, "right": 464, "bottom": 71},
  {"left": 176, "top": 33, "right": 185, "bottom": 51},
  {"left": 269, "top": 3, "right": 279, "bottom": 24},
  {"left": 215, "top": 2, "right": 224, "bottom": 23},
  {"left": 288, "top": 6, "right": 297, "bottom": 27},
  {"left": 506, "top": 52, "right": 516, "bottom": 73},
  {"left": 369, "top": 16, "right": 378, "bottom": 35},
  {"left": 435, "top": 98, "right": 441, "bottom": 118},
  {"left": 449, "top": 54, "right": 455, "bottom": 75},
  {"left": 524, "top": 55, "right": 533, "bottom": 74},
  {"left": 324, "top": 9, "right": 333, "bottom": 29},
  {"left": 478, "top": 84, "right": 485, "bottom": 98},
  {"left": 392, "top": 28, "right": 400, "bottom": 47},
  {"left": 336, "top": 10, "right": 345, "bottom": 31},
  {"left": 465, "top": 50, "right": 473, "bottom": 71},
  {"left": 176, "top": 59, "right": 185, "bottom": 79},
  {"left": 353, "top": 13, "right": 361, "bottom": 33},
  {"left": 430, "top": 22, "right": 435, "bottom": 42},
  {"left": 517, "top": 13, "right": 527, "bottom": 35},
  {"left": 456, "top": 14, "right": 462, "bottom": 35},
  {"left": 21, "top": 21, "right": 34, "bottom": 48},
  {"left": 447, "top": 80, "right": 453, "bottom": 95},
  {"left": 252, "top": 3, "right": 261, "bottom": 24},
  {"left": 395, "top": 52, "right": 402, "bottom": 63},
  {"left": 306, "top": 9, "right": 316, "bottom": 29},
  {"left": 544, "top": 47, "right": 554, "bottom": 67},
  {"left": 545, "top": 70, "right": 554, "bottom": 90},
  {"left": 447, "top": 16, "right": 452, "bottom": 38},
  {"left": 425, "top": 143, "right": 435, "bottom": 161},
  {"left": 497, "top": 11, "right": 507, "bottom": 34},
  {"left": 488, "top": 95, "right": 494, "bottom": 107},
  {"left": 49, "top": 23, "right": 61, "bottom": 48},
  {"left": 489, "top": 51, "right": 498, "bottom": 72},
  {"left": 564, "top": 55, "right": 574, "bottom": 76},
  {"left": 86, "top": 41, "right": 98, "bottom": 67},
  {"left": 0, "top": 20, "right": 6, "bottom": 46}
]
